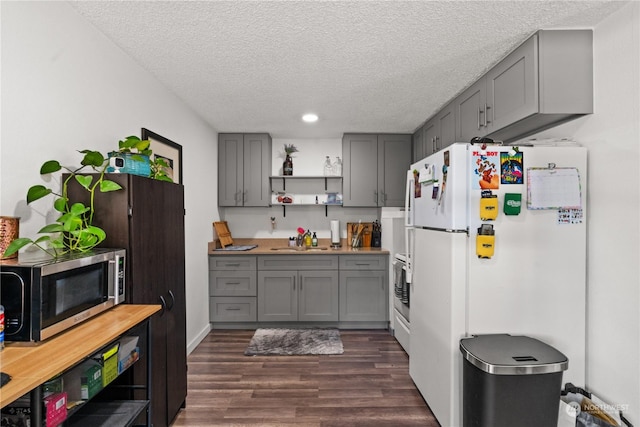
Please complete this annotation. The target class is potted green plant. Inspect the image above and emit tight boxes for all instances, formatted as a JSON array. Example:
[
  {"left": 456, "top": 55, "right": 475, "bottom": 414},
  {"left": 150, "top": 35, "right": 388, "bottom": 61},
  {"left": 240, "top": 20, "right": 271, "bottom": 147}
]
[
  {"left": 3, "top": 136, "right": 171, "bottom": 258},
  {"left": 109, "top": 135, "right": 173, "bottom": 182},
  {"left": 282, "top": 144, "right": 298, "bottom": 176}
]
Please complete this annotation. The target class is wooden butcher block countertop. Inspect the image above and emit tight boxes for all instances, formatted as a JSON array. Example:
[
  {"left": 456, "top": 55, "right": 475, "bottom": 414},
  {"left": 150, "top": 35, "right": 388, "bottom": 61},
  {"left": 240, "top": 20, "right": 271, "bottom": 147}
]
[
  {"left": 208, "top": 238, "right": 389, "bottom": 255},
  {"left": 0, "top": 304, "right": 161, "bottom": 408}
]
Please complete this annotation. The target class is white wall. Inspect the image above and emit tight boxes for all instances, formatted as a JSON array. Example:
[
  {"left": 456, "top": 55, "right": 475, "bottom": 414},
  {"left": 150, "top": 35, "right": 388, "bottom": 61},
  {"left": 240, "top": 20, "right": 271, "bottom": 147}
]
[
  {"left": 527, "top": 2, "right": 640, "bottom": 421},
  {"left": 0, "top": 2, "right": 219, "bottom": 354},
  {"left": 222, "top": 137, "right": 380, "bottom": 240}
]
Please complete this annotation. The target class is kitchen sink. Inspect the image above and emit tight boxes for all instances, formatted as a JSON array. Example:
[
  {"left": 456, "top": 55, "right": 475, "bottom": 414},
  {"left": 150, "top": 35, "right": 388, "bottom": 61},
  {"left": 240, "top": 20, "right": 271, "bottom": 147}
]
[{"left": 270, "top": 247, "right": 329, "bottom": 251}]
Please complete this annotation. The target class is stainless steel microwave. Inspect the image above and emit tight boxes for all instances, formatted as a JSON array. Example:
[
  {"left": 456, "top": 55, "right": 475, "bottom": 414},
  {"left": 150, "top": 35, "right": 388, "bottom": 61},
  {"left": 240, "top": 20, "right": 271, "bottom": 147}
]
[{"left": 0, "top": 248, "right": 125, "bottom": 343}]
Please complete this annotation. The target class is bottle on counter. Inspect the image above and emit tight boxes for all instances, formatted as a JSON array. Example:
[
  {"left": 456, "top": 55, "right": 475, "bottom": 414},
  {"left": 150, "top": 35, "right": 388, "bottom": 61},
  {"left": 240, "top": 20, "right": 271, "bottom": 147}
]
[
  {"left": 312, "top": 232, "right": 318, "bottom": 247},
  {"left": 323, "top": 156, "right": 332, "bottom": 176},
  {"left": 332, "top": 156, "right": 342, "bottom": 176},
  {"left": 304, "top": 230, "right": 312, "bottom": 247},
  {"left": 0, "top": 304, "right": 4, "bottom": 351}
]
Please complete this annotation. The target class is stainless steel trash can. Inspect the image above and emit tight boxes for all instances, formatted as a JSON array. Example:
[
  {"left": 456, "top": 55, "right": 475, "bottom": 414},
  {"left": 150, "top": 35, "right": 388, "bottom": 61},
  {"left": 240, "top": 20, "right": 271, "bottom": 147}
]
[{"left": 460, "top": 334, "right": 568, "bottom": 427}]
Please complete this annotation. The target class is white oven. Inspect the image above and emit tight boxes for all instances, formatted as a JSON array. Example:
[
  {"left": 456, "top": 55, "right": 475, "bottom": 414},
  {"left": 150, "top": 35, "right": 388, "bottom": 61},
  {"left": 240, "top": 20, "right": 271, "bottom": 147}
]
[{"left": 392, "top": 253, "right": 410, "bottom": 353}]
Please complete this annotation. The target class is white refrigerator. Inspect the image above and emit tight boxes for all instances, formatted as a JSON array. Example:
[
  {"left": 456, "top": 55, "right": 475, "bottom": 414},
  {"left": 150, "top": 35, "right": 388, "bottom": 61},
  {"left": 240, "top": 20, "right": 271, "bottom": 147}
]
[{"left": 407, "top": 142, "right": 587, "bottom": 427}]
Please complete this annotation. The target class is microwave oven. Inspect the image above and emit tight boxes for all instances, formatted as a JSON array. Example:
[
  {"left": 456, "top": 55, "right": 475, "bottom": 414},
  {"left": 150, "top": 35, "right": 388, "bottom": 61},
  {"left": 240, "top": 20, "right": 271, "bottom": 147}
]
[{"left": 0, "top": 248, "right": 125, "bottom": 343}]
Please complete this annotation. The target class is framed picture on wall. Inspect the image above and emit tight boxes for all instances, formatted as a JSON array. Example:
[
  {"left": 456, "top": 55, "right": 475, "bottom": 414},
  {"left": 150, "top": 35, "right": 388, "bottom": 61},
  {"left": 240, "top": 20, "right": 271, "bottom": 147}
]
[{"left": 142, "top": 128, "right": 183, "bottom": 184}]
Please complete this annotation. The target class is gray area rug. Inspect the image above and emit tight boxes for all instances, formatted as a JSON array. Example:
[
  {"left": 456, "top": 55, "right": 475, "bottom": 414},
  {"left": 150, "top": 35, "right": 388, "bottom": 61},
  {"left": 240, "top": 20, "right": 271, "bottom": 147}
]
[{"left": 244, "top": 328, "right": 344, "bottom": 356}]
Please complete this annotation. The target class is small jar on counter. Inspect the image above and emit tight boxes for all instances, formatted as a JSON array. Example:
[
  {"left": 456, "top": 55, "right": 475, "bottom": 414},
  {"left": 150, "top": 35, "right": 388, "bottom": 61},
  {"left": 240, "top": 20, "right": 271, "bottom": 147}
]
[{"left": 0, "top": 304, "right": 5, "bottom": 351}]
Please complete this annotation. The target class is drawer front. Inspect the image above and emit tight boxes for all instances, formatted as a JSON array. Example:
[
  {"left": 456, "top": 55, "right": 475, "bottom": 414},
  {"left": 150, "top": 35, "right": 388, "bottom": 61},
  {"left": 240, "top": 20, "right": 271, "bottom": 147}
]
[
  {"left": 210, "top": 297, "right": 257, "bottom": 322},
  {"left": 394, "top": 311, "right": 410, "bottom": 354},
  {"left": 339, "top": 255, "right": 388, "bottom": 270},
  {"left": 258, "top": 255, "right": 339, "bottom": 271},
  {"left": 209, "top": 270, "right": 257, "bottom": 296},
  {"left": 209, "top": 256, "right": 257, "bottom": 270}
]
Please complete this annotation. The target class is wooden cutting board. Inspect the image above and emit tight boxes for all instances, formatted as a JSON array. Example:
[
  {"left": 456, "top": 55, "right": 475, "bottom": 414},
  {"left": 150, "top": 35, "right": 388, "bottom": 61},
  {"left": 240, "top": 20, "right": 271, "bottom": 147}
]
[{"left": 213, "top": 221, "right": 234, "bottom": 248}]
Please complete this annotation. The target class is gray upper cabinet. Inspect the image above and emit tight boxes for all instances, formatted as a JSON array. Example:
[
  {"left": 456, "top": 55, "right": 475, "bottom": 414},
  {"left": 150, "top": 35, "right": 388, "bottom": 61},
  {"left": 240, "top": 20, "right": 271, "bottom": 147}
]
[
  {"left": 218, "top": 133, "right": 243, "bottom": 206},
  {"left": 343, "top": 133, "right": 411, "bottom": 207},
  {"left": 412, "top": 126, "right": 424, "bottom": 164},
  {"left": 342, "top": 133, "right": 378, "bottom": 207},
  {"left": 455, "top": 79, "right": 486, "bottom": 143},
  {"left": 485, "top": 34, "right": 537, "bottom": 133},
  {"left": 413, "top": 103, "right": 455, "bottom": 163},
  {"left": 218, "top": 133, "right": 272, "bottom": 207},
  {"left": 422, "top": 119, "right": 437, "bottom": 158},
  {"left": 436, "top": 102, "right": 456, "bottom": 150},
  {"left": 378, "top": 134, "right": 412, "bottom": 207},
  {"left": 454, "top": 29, "right": 593, "bottom": 143}
]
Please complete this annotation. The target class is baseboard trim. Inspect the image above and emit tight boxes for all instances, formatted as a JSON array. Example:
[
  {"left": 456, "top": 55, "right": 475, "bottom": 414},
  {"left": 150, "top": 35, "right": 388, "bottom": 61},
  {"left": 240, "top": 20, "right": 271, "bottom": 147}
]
[{"left": 187, "top": 323, "right": 212, "bottom": 355}]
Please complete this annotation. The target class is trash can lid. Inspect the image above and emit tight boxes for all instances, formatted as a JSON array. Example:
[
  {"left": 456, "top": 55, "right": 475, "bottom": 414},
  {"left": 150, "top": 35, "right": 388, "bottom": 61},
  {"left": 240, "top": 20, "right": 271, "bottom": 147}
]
[{"left": 459, "top": 334, "right": 568, "bottom": 375}]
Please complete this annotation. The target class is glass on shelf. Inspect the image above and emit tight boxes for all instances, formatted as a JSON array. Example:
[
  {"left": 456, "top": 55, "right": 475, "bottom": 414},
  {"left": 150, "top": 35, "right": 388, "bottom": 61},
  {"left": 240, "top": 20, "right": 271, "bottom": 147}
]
[
  {"left": 332, "top": 157, "right": 342, "bottom": 176},
  {"left": 323, "top": 156, "right": 332, "bottom": 176}
]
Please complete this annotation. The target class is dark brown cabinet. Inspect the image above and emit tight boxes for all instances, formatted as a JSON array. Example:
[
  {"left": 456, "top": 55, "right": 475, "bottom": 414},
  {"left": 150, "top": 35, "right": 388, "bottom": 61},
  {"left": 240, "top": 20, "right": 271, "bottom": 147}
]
[{"left": 68, "top": 174, "right": 187, "bottom": 427}]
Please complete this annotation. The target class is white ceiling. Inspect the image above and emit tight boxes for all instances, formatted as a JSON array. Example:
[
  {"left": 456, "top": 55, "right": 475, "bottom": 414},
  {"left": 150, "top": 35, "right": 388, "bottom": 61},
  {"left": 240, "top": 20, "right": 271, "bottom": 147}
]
[{"left": 70, "top": 1, "right": 627, "bottom": 139}]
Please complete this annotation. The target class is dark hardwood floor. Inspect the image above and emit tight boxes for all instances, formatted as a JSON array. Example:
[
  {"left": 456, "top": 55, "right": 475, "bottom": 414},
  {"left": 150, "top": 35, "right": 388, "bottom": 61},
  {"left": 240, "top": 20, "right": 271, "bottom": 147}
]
[{"left": 172, "top": 329, "right": 438, "bottom": 427}]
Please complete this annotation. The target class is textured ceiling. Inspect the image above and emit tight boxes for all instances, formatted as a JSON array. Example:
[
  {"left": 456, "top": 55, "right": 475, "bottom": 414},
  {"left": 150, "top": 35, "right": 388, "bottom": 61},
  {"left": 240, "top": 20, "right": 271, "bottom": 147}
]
[{"left": 70, "top": 1, "right": 627, "bottom": 139}]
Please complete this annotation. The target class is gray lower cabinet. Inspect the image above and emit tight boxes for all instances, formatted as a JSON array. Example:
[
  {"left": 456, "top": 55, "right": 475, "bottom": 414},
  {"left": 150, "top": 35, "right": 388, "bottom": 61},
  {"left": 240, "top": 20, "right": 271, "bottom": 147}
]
[
  {"left": 257, "top": 256, "right": 340, "bottom": 322},
  {"left": 209, "top": 256, "right": 257, "bottom": 322},
  {"left": 257, "top": 270, "right": 339, "bottom": 322},
  {"left": 339, "top": 255, "right": 388, "bottom": 322},
  {"left": 209, "top": 254, "right": 388, "bottom": 327}
]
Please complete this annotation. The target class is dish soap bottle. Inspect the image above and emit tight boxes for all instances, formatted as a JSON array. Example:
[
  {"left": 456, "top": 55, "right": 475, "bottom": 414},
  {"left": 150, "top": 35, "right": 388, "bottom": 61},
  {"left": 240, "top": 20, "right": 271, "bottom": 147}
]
[
  {"left": 311, "top": 232, "right": 318, "bottom": 247},
  {"left": 304, "top": 230, "right": 312, "bottom": 247}
]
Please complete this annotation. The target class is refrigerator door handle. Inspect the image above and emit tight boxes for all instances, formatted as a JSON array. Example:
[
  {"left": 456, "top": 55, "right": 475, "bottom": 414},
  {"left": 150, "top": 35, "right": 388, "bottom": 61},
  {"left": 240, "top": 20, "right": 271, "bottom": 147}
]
[
  {"left": 405, "top": 227, "right": 413, "bottom": 284},
  {"left": 405, "top": 170, "right": 413, "bottom": 227}
]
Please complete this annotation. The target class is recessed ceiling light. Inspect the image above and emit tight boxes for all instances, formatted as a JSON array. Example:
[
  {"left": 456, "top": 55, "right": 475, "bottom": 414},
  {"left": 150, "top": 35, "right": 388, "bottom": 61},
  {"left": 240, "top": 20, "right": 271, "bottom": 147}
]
[{"left": 302, "top": 113, "right": 318, "bottom": 123}]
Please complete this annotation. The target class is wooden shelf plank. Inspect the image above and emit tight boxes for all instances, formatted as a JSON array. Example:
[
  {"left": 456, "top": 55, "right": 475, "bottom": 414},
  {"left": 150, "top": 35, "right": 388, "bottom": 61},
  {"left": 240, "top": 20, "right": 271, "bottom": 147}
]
[
  {"left": 66, "top": 400, "right": 149, "bottom": 427},
  {"left": 0, "top": 305, "right": 160, "bottom": 407}
]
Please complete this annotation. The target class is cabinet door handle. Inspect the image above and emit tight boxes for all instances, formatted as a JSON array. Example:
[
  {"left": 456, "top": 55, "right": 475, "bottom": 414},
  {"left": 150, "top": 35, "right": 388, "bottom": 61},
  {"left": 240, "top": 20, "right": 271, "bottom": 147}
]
[
  {"left": 478, "top": 107, "right": 485, "bottom": 128},
  {"left": 435, "top": 136, "right": 439, "bottom": 151},
  {"left": 159, "top": 295, "right": 167, "bottom": 316},
  {"left": 225, "top": 307, "right": 241, "bottom": 311},
  {"left": 373, "top": 190, "right": 378, "bottom": 204},
  {"left": 485, "top": 103, "right": 491, "bottom": 126},
  {"left": 293, "top": 276, "right": 296, "bottom": 291},
  {"left": 167, "top": 290, "right": 175, "bottom": 310},
  {"left": 226, "top": 281, "right": 241, "bottom": 285},
  {"left": 225, "top": 263, "right": 240, "bottom": 267},
  {"left": 243, "top": 190, "right": 248, "bottom": 203},
  {"left": 355, "top": 262, "right": 370, "bottom": 266}
]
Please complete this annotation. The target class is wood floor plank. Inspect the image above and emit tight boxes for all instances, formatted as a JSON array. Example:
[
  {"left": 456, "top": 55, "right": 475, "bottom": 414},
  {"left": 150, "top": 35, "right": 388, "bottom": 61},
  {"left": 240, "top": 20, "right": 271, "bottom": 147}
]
[{"left": 172, "top": 329, "right": 438, "bottom": 426}]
